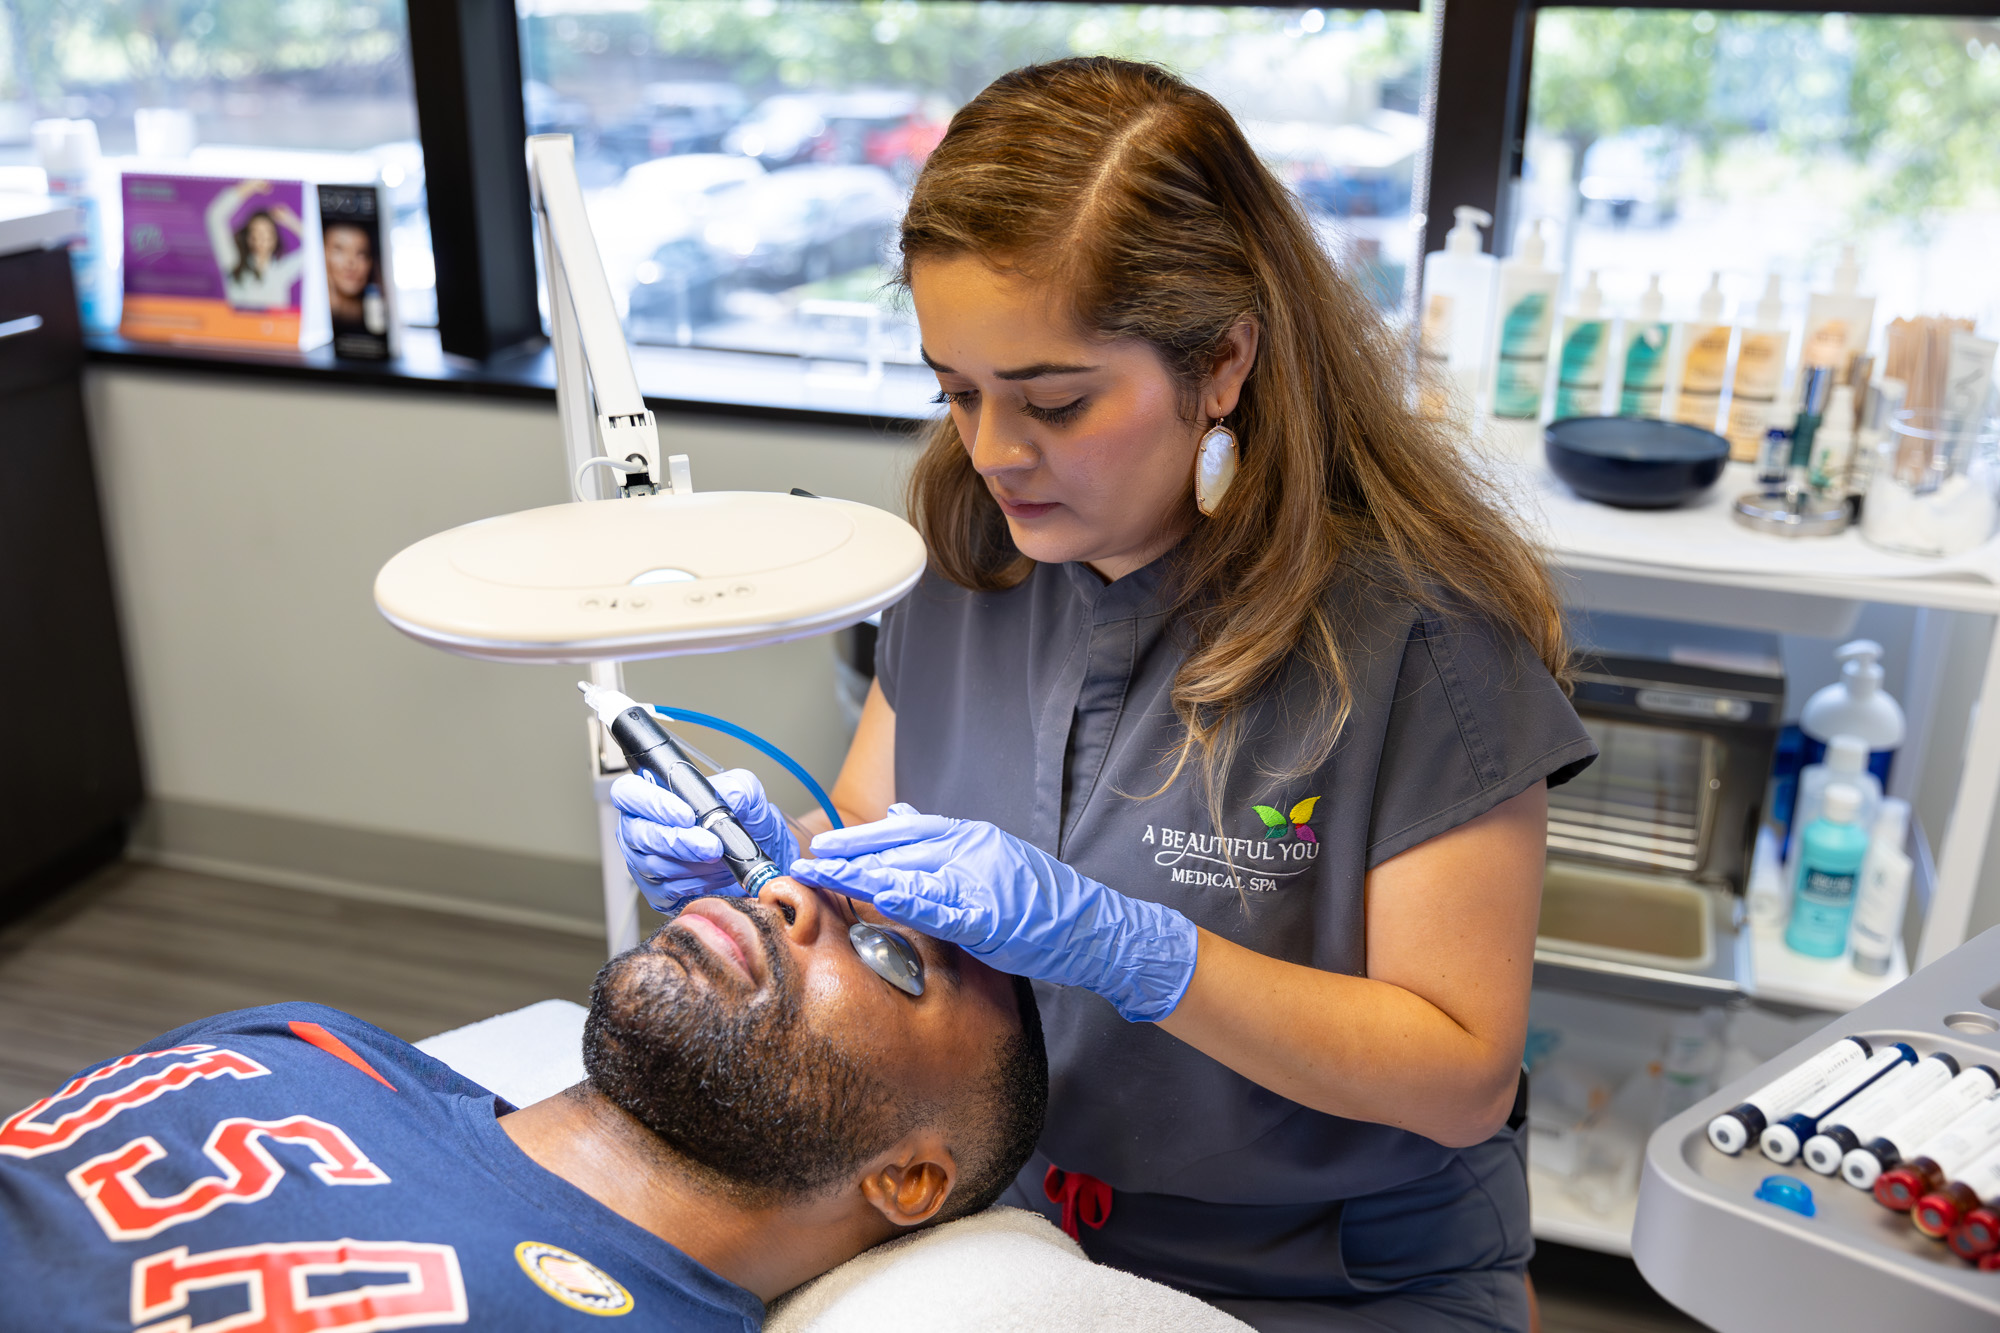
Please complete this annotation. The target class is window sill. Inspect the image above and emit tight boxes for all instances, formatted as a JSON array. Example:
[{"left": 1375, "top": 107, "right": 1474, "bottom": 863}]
[{"left": 86, "top": 326, "right": 938, "bottom": 434}]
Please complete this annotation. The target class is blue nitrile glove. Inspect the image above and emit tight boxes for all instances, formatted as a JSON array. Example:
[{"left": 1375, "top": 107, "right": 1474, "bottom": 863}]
[
  {"left": 610, "top": 769, "right": 800, "bottom": 911},
  {"left": 789, "top": 805, "right": 1199, "bottom": 1023}
]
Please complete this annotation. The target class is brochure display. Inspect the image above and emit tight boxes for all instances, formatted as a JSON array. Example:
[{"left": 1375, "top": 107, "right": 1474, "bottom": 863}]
[
  {"left": 317, "top": 182, "right": 397, "bottom": 360},
  {"left": 120, "top": 174, "right": 315, "bottom": 348},
  {"left": 1634, "top": 924, "right": 2000, "bottom": 1332}
]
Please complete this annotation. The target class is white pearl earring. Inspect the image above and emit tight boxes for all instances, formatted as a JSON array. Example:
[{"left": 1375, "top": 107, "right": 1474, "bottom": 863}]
[{"left": 1194, "top": 420, "right": 1239, "bottom": 516}]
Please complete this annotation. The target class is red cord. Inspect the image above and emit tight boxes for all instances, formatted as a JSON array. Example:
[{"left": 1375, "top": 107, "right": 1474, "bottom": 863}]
[{"left": 1043, "top": 1164, "right": 1112, "bottom": 1242}]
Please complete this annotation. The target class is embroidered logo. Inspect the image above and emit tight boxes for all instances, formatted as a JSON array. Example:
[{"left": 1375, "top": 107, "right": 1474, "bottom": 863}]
[
  {"left": 1251, "top": 797, "right": 1319, "bottom": 843},
  {"left": 515, "top": 1241, "right": 635, "bottom": 1316}
]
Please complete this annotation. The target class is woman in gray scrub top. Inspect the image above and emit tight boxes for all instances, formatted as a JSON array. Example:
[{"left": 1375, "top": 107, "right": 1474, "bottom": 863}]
[{"left": 614, "top": 58, "right": 1596, "bottom": 1333}]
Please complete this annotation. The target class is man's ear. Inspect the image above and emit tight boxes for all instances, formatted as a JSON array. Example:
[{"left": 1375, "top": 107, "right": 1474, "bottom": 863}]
[{"left": 858, "top": 1128, "right": 957, "bottom": 1229}]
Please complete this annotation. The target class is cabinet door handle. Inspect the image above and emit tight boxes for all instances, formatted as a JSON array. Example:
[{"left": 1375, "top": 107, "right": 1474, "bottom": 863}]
[{"left": 0, "top": 314, "right": 44, "bottom": 341}]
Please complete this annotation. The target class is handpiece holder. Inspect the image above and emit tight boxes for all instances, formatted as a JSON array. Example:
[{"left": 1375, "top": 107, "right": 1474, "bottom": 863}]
[{"left": 527, "top": 133, "right": 662, "bottom": 500}]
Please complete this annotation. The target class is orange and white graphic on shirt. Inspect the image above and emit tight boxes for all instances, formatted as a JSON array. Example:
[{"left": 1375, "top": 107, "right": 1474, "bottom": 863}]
[
  {"left": 69, "top": 1115, "right": 390, "bottom": 1241},
  {"left": 1, "top": 1046, "right": 270, "bottom": 1159},
  {"left": 132, "top": 1238, "right": 468, "bottom": 1333}
]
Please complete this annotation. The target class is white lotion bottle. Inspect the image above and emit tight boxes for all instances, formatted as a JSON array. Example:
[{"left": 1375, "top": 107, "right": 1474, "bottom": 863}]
[
  {"left": 1619, "top": 274, "right": 1670, "bottom": 418},
  {"left": 1553, "top": 270, "right": 1610, "bottom": 419},
  {"left": 1419, "top": 206, "right": 1497, "bottom": 418},
  {"left": 1670, "top": 272, "right": 1733, "bottom": 432},
  {"left": 1850, "top": 798, "right": 1913, "bottom": 977},
  {"left": 1490, "top": 219, "right": 1561, "bottom": 421},
  {"left": 1801, "top": 639, "right": 1907, "bottom": 782},
  {"left": 1800, "top": 244, "right": 1875, "bottom": 387},
  {"left": 1726, "top": 275, "right": 1790, "bottom": 462}
]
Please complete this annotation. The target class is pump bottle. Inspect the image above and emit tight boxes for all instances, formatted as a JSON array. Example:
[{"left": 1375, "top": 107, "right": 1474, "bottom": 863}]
[
  {"left": 1802, "top": 639, "right": 1906, "bottom": 786},
  {"left": 1619, "top": 274, "right": 1669, "bottom": 419},
  {"left": 1786, "top": 783, "right": 1870, "bottom": 960},
  {"left": 1419, "top": 206, "right": 1497, "bottom": 418},
  {"left": 1553, "top": 270, "right": 1609, "bottom": 419},
  {"left": 1800, "top": 245, "right": 1876, "bottom": 391},
  {"left": 1788, "top": 734, "right": 1883, "bottom": 866},
  {"left": 1726, "top": 275, "right": 1791, "bottom": 462},
  {"left": 1670, "top": 272, "right": 1733, "bottom": 432},
  {"left": 1489, "top": 219, "right": 1561, "bottom": 421}
]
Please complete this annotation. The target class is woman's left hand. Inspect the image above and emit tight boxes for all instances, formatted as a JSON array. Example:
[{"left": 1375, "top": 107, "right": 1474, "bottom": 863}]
[{"left": 789, "top": 806, "right": 1198, "bottom": 1022}]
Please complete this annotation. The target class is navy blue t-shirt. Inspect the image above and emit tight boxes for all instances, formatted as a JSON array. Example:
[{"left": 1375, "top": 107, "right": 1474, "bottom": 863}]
[{"left": 0, "top": 1002, "right": 763, "bottom": 1331}]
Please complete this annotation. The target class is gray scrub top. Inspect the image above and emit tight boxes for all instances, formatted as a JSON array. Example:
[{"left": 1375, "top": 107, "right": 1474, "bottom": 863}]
[{"left": 877, "top": 553, "right": 1596, "bottom": 1207}]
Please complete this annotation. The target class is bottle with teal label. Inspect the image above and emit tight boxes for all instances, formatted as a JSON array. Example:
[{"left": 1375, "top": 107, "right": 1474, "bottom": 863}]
[
  {"left": 1619, "top": 274, "right": 1670, "bottom": 419},
  {"left": 1785, "top": 782, "right": 1870, "bottom": 959},
  {"left": 1553, "top": 269, "right": 1608, "bottom": 419}
]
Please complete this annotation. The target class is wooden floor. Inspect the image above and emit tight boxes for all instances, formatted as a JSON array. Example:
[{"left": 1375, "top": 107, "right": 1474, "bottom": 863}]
[
  {"left": 0, "top": 859, "right": 1705, "bottom": 1331},
  {"left": 0, "top": 859, "right": 608, "bottom": 1113}
]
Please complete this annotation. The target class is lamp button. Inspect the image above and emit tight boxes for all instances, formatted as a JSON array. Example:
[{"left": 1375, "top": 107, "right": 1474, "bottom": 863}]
[
  {"left": 731, "top": 583, "right": 754, "bottom": 598},
  {"left": 628, "top": 595, "right": 649, "bottom": 611},
  {"left": 580, "top": 596, "right": 605, "bottom": 611},
  {"left": 685, "top": 590, "right": 708, "bottom": 605}
]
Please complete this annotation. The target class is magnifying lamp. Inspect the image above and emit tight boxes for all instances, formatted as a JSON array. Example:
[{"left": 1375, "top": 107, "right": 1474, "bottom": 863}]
[{"left": 373, "top": 134, "right": 925, "bottom": 952}]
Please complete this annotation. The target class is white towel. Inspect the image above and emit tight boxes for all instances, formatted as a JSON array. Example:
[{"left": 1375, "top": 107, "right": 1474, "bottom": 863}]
[
  {"left": 766, "top": 1205, "right": 1253, "bottom": 1333},
  {"left": 415, "top": 999, "right": 588, "bottom": 1108}
]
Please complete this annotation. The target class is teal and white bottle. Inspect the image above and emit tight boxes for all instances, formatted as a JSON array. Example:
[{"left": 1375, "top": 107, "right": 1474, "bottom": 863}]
[{"left": 1786, "top": 783, "right": 1870, "bottom": 959}]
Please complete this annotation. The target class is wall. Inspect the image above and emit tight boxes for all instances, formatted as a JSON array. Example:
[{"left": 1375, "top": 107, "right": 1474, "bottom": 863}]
[{"left": 87, "top": 367, "right": 920, "bottom": 927}]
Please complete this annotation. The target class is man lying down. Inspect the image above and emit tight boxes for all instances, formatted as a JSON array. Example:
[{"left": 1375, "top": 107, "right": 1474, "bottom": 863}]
[{"left": 0, "top": 877, "right": 1046, "bottom": 1330}]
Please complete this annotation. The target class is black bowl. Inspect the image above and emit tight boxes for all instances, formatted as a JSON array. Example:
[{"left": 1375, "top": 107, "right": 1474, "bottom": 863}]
[{"left": 1544, "top": 417, "right": 1730, "bottom": 509}]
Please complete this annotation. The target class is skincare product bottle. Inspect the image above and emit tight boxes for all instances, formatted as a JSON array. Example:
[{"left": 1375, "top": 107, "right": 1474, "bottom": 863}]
[
  {"left": 1800, "top": 245, "right": 1876, "bottom": 388},
  {"left": 1810, "top": 380, "right": 1859, "bottom": 499},
  {"left": 32, "top": 118, "right": 109, "bottom": 331},
  {"left": 1671, "top": 272, "right": 1734, "bottom": 432},
  {"left": 1788, "top": 733, "right": 1883, "bottom": 866},
  {"left": 1419, "top": 206, "right": 1497, "bottom": 417},
  {"left": 1726, "top": 275, "right": 1790, "bottom": 462},
  {"left": 1849, "top": 798, "right": 1913, "bottom": 977},
  {"left": 1490, "top": 219, "right": 1561, "bottom": 421},
  {"left": 1801, "top": 639, "right": 1906, "bottom": 786},
  {"left": 1619, "top": 274, "right": 1669, "bottom": 418},
  {"left": 1553, "top": 270, "right": 1609, "bottom": 419},
  {"left": 1786, "top": 782, "right": 1870, "bottom": 960},
  {"left": 1755, "top": 383, "right": 1797, "bottom": 490}
]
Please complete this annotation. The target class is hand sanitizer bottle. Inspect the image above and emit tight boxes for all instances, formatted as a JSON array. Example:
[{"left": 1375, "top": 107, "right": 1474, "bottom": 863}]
[
  {"left": 1419, "top": 206, "right": 1497, "bottom": 418},
  {"left": 1786, "top": 783, "right": 1870, "bottom": 960}
]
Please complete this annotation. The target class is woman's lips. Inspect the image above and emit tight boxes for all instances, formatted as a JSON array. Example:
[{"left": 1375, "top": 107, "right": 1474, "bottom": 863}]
[
  {"left": 995, "top": 495, "right": 1059, "bottom": 520},
  {"left": 674, "top": 903, "right": 761, "bottom": 984}
]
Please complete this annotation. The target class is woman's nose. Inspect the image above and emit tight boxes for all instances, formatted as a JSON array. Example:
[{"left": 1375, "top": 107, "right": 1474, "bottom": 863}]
[{"left": 967, "top": 403, "right": 1036, "bottom": 478}]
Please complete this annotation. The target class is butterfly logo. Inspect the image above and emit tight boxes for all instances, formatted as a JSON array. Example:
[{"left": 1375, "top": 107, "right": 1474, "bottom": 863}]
[{"left": 1252, "top": 797, "right": 1319, "bottom": 843}]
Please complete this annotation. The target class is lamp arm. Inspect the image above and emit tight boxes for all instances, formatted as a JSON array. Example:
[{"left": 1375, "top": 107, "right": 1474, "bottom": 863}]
[{"left": 527, "top": 133, "right": 663, "bottom": 497}]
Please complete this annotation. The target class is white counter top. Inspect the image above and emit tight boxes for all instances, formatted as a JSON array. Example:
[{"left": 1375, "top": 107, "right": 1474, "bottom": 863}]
[{"left": 0, "top": 192, "right": 81, "bottom": 259}]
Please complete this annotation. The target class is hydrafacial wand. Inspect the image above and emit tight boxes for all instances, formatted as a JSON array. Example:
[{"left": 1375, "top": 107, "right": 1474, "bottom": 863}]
[
  {"left": 579, "top": 682, "right": 782, "bottom": 894},
  {"left": 576, "top": 682, "right": 926, "bottom": 996}
]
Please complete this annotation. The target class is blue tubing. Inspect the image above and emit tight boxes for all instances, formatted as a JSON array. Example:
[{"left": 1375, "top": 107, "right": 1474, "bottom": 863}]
[{"left": 648, "top": 705, "right": 844, "bottom": 831}]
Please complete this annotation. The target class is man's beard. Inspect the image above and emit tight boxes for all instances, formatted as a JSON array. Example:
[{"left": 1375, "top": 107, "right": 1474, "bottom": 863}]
[{"left": 582, "top": 898, "right": 913, "bottom": 1201}]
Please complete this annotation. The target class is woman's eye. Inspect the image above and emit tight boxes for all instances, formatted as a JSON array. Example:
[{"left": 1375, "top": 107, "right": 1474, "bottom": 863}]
[
  {"left": 930, "top": 388, "right": 977, "bottom": 409},
  {"left": 1023, "top": 398, "right": 1087, "bottom": 427}
]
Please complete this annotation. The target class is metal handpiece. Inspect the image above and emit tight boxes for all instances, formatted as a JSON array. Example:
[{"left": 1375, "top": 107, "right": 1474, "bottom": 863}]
[
  {"left": 849, "top": 922, "right": 925, "bottom": 996},
  {"left": 580, "top": 682, "right": 782, "bottom": 893}
]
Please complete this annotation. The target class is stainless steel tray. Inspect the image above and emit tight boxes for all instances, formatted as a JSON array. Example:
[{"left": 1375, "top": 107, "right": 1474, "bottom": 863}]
[{"left": 1634, "top": 924, "right": 2000, "bottom": 1331}]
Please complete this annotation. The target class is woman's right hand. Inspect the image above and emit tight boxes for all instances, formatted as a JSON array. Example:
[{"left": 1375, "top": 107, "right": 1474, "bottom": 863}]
[{"left": 609, "top": 770, "right": 800, "bottom": 911}]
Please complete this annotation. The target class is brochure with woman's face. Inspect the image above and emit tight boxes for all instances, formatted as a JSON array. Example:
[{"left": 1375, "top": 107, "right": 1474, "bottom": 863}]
[
  {"left": 317, "top": 183, "right": 396, "bottom": 360},
  {"left": 121, "top": 174, "right": 310, "bottom": 348}
]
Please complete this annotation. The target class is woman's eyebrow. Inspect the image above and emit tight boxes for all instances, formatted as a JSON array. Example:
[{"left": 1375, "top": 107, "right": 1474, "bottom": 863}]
[{"left": 919, "top": 347, "right": 1100, "bottom": 381}]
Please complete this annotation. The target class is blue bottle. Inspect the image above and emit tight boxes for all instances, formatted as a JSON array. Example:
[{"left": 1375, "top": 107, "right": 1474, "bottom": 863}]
[{"left": 1786, "top": 782, "right": 1870, "bottom": 958}]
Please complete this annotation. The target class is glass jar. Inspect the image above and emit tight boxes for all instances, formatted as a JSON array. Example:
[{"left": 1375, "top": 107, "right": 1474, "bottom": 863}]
[{"left": 1861, "top": 410, "right": 2000, "bottom": 558}]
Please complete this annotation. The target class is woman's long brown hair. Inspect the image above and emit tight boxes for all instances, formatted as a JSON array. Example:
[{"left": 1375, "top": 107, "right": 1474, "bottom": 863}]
[{"left": 899, "top": 57, "right": 1568, "bottom": 809}]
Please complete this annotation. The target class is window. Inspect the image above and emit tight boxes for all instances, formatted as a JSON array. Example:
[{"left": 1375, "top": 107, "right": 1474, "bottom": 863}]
[
  {"left": 0, "top": 0, "right": 435, "bottom": 325},
  {"left": 1521, "top": 9, "right": 2000, "bottom": 338},
  {"left": 517, "top": 0, "right": 1432, "bottom": 416}
]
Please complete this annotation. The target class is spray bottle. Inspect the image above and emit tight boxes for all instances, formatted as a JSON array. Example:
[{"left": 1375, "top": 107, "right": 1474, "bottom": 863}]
[
  {"left": 1419, "top": 206, "right": 1497, "bottom": 417},
  {"left": 1619, "top": 274, "right": 1669, "bottom": 418},
  {"left": 1490, "top": 219, "right": 1560, "bottom": 421},
  {"left": 32, "top": 118, "right": 110, "bottom": 332}
]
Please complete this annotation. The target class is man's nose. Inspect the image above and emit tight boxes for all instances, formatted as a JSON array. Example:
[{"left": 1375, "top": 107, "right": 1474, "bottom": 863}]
[{"left": 757, "top": 877, "right": 839, "bottom": 947}]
